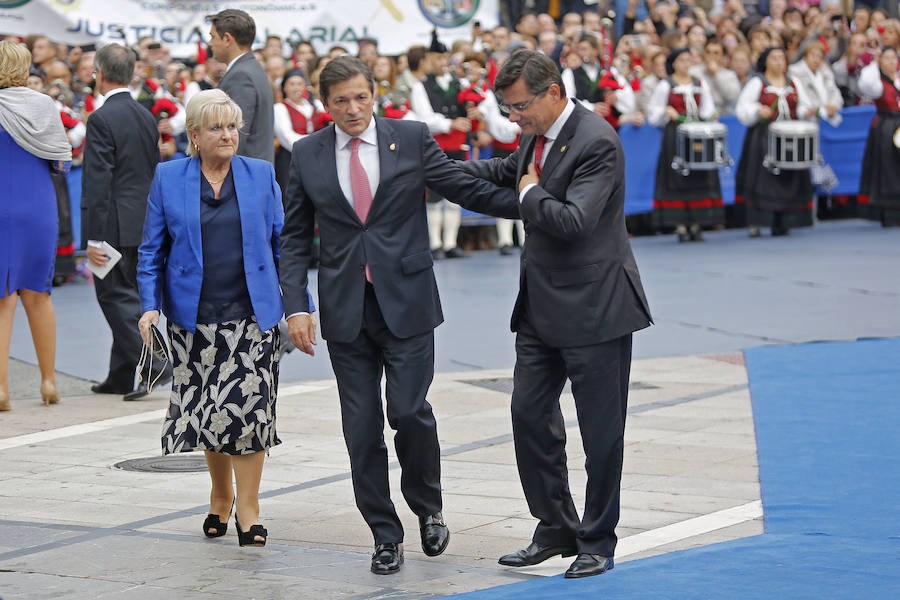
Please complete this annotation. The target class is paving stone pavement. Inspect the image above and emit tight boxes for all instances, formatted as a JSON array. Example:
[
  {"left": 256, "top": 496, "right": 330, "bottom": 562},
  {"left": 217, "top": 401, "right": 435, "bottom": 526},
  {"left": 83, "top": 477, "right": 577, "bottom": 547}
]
[
  {"left": 0, "top": 352, "right": 761, "bottom": 599},
  {"left": 5, "top": 219, "right": 898, "bottom": 598}
]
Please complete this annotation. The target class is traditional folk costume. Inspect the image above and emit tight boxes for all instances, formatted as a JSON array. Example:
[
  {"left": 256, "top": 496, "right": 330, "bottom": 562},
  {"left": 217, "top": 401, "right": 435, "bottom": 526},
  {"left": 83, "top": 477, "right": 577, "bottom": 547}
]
[
  {"left": 647, "top": 71, "right": 724, "bottom": 233},
  {"left": 562, "top": 62, "right": 635, "bottom": 129},
  {"left": 273, "top": 91, "right": 327, "bottom": 195},
  {"left": 857, "top": 61, "right": 900, "bottom": 226},
  {"left": 735, "top": 66, "right": 814, "bottom": 234}
]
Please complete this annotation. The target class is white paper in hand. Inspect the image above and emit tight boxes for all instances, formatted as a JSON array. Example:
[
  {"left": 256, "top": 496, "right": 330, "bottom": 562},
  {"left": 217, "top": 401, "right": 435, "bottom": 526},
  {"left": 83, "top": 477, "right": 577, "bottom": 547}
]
[{"left": 86, "top": 241, "right": 122, "bottom": 280}]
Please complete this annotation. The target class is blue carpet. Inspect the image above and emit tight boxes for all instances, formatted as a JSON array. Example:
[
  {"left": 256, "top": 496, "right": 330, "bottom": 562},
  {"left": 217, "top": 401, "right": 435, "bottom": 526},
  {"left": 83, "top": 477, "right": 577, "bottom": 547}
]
[{"left": 449, "top": 338, "right": 900, "bottom": 599}]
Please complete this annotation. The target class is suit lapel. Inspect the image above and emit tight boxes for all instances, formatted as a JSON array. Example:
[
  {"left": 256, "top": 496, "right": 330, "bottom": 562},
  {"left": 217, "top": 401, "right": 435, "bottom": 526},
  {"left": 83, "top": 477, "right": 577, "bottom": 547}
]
[
  {"left": 316, "top": 126, "right": 361, "bottom": 224},
  {"left": 367, "top": 117, "right": 398, "bottom": 223},
  {"left": 184, "top": 157, "right": 203, "bottom": 265},
  {"left": 519, "top": 135, "right": 536, "bottom": 182},
  {"left": 539, "top": 106, "right": 581, "bottom": 182}
]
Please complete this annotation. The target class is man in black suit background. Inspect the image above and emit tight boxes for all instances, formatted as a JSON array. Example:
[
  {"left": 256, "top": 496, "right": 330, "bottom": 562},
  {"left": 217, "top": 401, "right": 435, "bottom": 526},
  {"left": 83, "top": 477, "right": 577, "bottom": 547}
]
[
  {"left": 207, "top": 9, "right": 274, "bottom": 163},
  {"left": 279, "top": 57, "right": 519, "bottom": 575},
  {"left": 82, "top": 43, "right": 169, "bottom": 400},
  {"left": 459, "top": 50, "right": 653, "bottom": 579}
]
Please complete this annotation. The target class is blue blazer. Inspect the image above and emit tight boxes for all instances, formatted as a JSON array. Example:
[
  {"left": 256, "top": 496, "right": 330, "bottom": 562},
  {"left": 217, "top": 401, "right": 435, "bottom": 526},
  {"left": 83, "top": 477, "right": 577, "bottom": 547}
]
[{"left": 138, "top": 155, "right": 306, "bottom": 333}]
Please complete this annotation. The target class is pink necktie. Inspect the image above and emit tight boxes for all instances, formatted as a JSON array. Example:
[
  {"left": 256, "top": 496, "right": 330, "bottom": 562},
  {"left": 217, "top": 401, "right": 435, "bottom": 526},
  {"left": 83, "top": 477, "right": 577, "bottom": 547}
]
[
  {"left": 349, "top": 137, "right": 373, "bottom": 282},
  {"left": 533, "top": 135, "right": 547, "bottom": 178}
]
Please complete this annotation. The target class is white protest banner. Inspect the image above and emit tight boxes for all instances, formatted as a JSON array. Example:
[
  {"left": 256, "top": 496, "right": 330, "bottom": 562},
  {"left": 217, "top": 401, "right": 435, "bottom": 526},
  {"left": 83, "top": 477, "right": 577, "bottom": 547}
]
[{"left": 0, "top": 0, "right": 499, "bottom": 58}]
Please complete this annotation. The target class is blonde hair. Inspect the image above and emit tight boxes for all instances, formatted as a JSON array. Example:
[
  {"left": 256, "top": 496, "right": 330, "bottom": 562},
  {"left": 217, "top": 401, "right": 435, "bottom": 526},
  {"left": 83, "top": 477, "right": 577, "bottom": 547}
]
[
  {"left": 185, "top": 89, "right": 244, "bottom": 157},
  {"left": 0, "top": 40, "right": 31, "bottom": 89}
]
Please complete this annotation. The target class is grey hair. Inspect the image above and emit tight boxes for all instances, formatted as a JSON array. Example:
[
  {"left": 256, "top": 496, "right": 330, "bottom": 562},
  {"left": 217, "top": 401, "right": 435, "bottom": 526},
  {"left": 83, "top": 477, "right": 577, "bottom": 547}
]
[
  {"left": 493, "top": 49, "right": 565, "bottom": 98},
  {"left": 94, "top": 43, "right": 135, "bottom": 86}
]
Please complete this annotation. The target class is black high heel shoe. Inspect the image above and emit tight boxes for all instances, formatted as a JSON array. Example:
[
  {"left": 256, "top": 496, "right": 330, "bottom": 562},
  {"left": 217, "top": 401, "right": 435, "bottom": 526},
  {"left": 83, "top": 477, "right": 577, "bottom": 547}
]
[
  {"left": 203, "top": 501, "right": 233, "bottom": 538},
  {"left": 235, "top": 516, "right": 268, "bottom": 547}
]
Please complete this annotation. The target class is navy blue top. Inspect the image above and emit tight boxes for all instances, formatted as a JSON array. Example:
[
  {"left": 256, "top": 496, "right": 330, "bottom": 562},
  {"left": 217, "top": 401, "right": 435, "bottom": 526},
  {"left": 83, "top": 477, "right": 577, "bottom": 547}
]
[{"left": 196, "top": 169, "right": 253, "bottom": 324}]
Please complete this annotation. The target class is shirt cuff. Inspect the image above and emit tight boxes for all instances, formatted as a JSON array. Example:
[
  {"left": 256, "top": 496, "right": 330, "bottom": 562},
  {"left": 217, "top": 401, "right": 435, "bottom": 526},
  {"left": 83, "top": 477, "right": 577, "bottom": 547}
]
[
  {"left": 286, "top": 311, "right": 313, "bottom": 319},
  {"left": 519, "top": 183, "right": 537, "bottom": 203},
  {"left": 87, "top": 240, "right": 103, "bottom": 248}
]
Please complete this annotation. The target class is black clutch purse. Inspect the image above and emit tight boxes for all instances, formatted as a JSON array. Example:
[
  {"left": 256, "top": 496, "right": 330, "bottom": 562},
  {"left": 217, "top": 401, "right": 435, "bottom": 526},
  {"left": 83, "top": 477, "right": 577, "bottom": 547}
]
[{"left": 137, "top": 323, "right": 170, "bottom": 392}]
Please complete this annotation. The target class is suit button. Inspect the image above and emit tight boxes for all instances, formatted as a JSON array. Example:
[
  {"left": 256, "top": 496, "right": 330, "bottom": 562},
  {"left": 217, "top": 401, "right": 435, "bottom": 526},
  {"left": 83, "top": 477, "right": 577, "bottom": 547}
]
[
  {"left": 360, "top": 265, "right": 365, "bottom": 271},
  {"left": 362, "top": 225, "right": 368, "bottom": 231}
]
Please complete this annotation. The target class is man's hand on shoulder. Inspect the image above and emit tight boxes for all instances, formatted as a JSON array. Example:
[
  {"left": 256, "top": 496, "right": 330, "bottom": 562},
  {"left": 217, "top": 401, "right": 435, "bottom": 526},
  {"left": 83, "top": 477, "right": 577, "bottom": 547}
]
[
  {"left": 288, "top": 313, "right": 318, "bottom": 356},
  {"left": 519, "top": 162, "right": 539, "bottom": 193}
]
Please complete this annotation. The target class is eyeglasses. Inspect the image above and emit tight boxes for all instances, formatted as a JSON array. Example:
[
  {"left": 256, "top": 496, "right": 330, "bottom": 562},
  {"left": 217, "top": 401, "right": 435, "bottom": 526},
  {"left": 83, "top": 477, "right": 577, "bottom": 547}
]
[{"left": 497, "top": 89, "right": 547, "bottom": 117}]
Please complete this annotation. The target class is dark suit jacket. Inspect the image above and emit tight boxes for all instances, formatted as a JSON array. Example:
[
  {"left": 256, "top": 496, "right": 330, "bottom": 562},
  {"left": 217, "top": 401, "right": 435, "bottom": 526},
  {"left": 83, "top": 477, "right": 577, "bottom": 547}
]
[
  {"left": 460, "top": 103, "right": 653, "bottom": 348},
  {"left": 80, "top": 91, "right": 159, "bottom": 248},
  {"left": 280, "top": 117, "right": 519, "bottom": 343},
  {"left": 218, "top": 53, "right": 275, "bottom": 163}
]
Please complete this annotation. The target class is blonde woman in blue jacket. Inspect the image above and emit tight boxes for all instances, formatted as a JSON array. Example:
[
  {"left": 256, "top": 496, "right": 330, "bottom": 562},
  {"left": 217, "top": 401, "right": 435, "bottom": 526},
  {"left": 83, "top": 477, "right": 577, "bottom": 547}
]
[{"left": 137, "top": 89, "right": 313, "bottom": 547}]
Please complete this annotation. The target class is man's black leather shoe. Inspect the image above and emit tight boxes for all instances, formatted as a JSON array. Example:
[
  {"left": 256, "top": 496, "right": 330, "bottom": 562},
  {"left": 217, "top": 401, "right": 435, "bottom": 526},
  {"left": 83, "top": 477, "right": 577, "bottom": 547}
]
[
  {"left": 91, "top": 380, "right": 131, "bottom": 395},
  {"left": 419, "top": 513, "right": 450, "bottom": 557},
  {"left": 498, "top": 541, "right": 577, "bottom": 567},
  {"left": 371, "top": 543, "right": 403, "bottom": 574},
  {"left": 564, "top": 554, "right": 614, "bottom": 578}
]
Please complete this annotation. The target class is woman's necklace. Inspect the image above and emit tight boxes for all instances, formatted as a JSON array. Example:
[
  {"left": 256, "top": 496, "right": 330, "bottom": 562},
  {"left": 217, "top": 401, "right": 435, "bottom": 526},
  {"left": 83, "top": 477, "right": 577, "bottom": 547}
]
[{"left": 202, "top": 169, "right": 227, "bottom": 185}]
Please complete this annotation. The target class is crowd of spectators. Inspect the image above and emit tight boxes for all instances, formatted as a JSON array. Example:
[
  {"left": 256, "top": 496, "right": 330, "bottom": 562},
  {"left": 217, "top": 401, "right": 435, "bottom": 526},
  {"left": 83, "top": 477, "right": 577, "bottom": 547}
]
[{"left": 3, "top": 0, "right": 896, "bottom": 250}]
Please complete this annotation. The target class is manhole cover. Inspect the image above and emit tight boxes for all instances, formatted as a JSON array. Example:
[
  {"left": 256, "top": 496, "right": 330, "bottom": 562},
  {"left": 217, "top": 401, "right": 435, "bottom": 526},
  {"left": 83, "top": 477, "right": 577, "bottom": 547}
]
[
  {"left": 114, "top": 455, "right": 208, "bottom": 473},
  {"left": 459, "top": 377, "right": 657, "bottom": 395}
]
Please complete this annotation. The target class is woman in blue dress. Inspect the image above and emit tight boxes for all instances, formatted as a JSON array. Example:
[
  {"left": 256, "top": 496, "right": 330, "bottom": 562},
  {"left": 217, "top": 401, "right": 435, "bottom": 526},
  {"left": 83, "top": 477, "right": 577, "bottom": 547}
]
[{"left": 0, "top": 40, "right": 72, "bottom": 412}]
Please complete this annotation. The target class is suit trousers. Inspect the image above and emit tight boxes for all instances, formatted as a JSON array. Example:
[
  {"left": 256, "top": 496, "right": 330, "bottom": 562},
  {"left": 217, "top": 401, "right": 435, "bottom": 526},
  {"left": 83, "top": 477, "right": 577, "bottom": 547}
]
[
  {"left": 512, "top": 309, "right": 632, "bottom": 557},
  {"left": 93, "top": 247, "right": 169, "bottom": 388},
  {"left": 327, "top": 283, "right": 443, "bottom": 544}
]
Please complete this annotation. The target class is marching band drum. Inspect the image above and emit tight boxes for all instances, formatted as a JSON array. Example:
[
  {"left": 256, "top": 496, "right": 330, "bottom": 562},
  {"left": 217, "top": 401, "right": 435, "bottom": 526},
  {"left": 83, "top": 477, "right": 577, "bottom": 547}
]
[
  {"left": 672, "top": 121, "right": 731, "bottom": 175},
  {"left": 764, "top": 120, "right": 820, "bottom": 173}
]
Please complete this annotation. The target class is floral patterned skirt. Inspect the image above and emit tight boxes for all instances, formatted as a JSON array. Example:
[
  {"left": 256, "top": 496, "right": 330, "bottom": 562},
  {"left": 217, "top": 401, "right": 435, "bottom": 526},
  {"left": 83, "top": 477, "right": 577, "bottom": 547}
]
[{"left": 162, "top": 316, "right": 281, "bottom": 456}]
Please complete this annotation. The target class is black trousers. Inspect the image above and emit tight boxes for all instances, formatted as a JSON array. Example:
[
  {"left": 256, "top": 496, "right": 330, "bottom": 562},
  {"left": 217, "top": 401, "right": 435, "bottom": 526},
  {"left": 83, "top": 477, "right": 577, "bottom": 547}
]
[
  {"left": 93, "top": 246, "right": 169, "bottom": 388},
  {"left": 327, "top": 283, "right": 442, "bottom": 545},
  {"left": 512, "top": 312, "right": 632, "bottom": 557}
]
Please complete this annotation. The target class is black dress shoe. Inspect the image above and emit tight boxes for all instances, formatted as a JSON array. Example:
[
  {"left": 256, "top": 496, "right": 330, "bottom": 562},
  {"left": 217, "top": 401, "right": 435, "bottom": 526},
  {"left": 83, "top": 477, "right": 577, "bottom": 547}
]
[
  {"left": 499, "top": 245, "right": 516, "bottom": 256},
  {"left": 419, "top": 513, "right": 450, "bottom": 557},
  {"left": 431, "top": 248, "right": 446, "bottom": 260},
  {"left": 564, "top": 554, "right": 614, "bottom": 578},
  {"left": 498, "top": 541, "right": 577, "bottom": 567},
  {"left": 444, "top": 247, "right": 467, "bottom": 258},
  {"left": 91, "top": 380, "right": 131, "bottom": 395},
  {"left": 771, "top": 225, "right": 790, "bottom": 237},
  {"left": 371, "top": 543, "right": 403, "bottom": 574}
]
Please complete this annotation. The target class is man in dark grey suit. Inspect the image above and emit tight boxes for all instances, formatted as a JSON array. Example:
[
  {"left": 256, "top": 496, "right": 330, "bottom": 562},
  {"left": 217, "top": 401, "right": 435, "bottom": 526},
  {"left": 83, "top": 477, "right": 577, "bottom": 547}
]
[
  {"left": 279, "top": 57, "right": 519, "bottom": 575},
  {"left": 82, "top": 43, "right": 169, "bottom": 400},
  {"left": 459, "top": 50, "right": 653, "bottom": 579},
  {"left": 207, "top": 9, "right": 274, "bottom": 163}
]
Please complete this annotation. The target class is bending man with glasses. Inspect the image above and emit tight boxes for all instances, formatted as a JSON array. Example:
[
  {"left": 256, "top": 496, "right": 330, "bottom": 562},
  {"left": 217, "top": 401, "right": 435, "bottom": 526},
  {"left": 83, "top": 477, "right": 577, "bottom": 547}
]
[{"left": 459, "top": 50, "right": 653, "bottom": 579}]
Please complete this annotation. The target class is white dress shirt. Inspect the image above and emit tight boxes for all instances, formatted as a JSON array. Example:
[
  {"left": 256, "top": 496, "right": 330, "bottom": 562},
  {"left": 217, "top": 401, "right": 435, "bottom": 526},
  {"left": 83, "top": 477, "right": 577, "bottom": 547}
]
[
  {"left": 519, "top": 99, "right": 576, "bottom": 201},
  {"left": 334, "top": 115, "right": 380, "bottom": 205},
  {"left": 287, "top": 117, "right": 380, "bottom": 318},
  {"left": 225, "top": 52, "right": 249, "bottom": 74}
]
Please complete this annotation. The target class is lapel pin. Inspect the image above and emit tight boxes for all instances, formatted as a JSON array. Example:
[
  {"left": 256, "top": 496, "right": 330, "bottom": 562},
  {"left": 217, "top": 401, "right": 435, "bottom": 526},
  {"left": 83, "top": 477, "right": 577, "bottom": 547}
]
[
  {"left": 389, "top": 143, "right": 396, "bottom": 151},
  {"left": 560, "top": 145, "right": 567, "bottom": 153}
]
